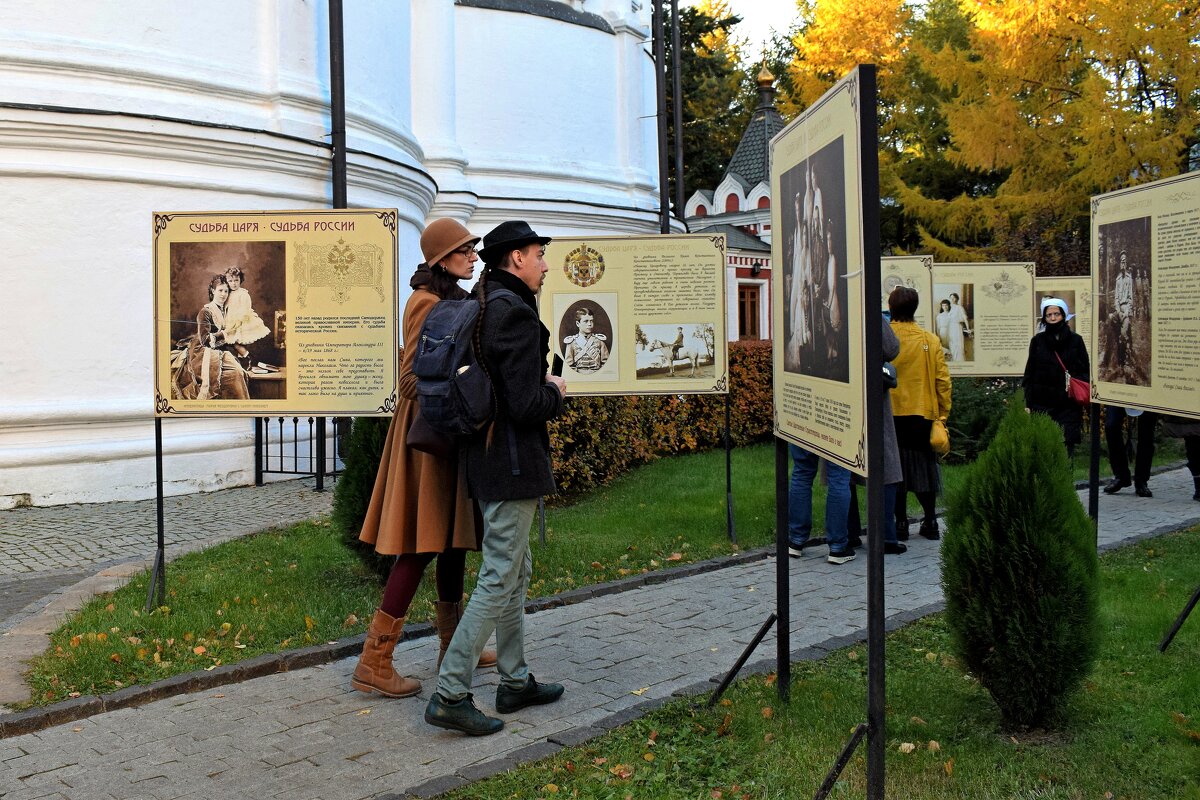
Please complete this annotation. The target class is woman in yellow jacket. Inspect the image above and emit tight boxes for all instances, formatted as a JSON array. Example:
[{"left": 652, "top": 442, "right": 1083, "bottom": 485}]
[{"left": 888, "top": 287, "right": 952, "bottom": 540}]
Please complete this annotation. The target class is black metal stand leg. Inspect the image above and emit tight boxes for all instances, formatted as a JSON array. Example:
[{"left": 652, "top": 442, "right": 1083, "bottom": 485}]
[
  {"left": 708, "top": 613, "right": 777, "bottom": 708},
  {"left": 145, "top": 417, "right": 167, "bottom": 613},
  {"left": 775, "top": 438, "right": 791, "bottom": 703},
  {"left": 1159, "top": 584, "right": 1200, "bottom": 652},
  {"left": 726, "top": 394, "right": 736, "bottom": 544},
  {"left": 538, "top": 497, "right": 546, "bottom": 545},
  {"left": 814, "top": 723, "right": 869, "bottom": 800}
]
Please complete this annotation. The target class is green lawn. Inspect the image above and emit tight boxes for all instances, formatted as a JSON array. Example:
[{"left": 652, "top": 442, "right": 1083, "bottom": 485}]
[{"left": 442, "top": 528, "right": 1200, "bottom": 800}]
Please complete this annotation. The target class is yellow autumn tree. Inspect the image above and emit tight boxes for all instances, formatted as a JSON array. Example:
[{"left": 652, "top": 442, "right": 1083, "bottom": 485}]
[
  {"left": 781, "top": 0, "right": 1200, "bottom": 270},
  {"left": 900, "top": 0, "right": 1200, "bottom": 271}
]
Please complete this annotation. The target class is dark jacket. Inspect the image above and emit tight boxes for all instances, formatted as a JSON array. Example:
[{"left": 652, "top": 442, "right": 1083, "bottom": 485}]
[
  {"left": 1022, "top": 323, "right": 1089, "bottom": 415},
  {"left": 464, "top": 268, "right": 564, "bottom": 501}
]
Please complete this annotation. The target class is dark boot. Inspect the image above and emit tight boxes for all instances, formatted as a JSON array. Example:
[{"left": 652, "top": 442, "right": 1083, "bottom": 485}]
[
  {"left": 918, "top": 518, "right": 940, "bottom": 540},
  {"left": 1193, "top": 476, "right": 1199, "bottom": 501},
  {"left": 436, "top": 601, "right": 497, "bottom": 670},
  {"left": 350, "top": 609, "right": 422, "bottom": 698},
  {"left": 425, "top": 692, "right": 503, "bottom": 736},
  {"left": 495, "top": 674, "right": 565, "bottom": 714},
  {"left": 896, "top": 517, "right": 910, "bottom": 541}
]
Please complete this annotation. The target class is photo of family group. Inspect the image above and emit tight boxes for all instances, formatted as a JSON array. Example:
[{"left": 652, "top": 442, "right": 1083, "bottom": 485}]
[
  {"left": 931, "top": 283, "right": 974, "bottom": 363},
  {"left": 555, "top": 295, "right": 617, "bottom": 379},
  {"left": 634, "top": 323, "right": 715, "bottom": 379},
  {"left": 168, "top": 241, "right": 287, "bottom": 401},
  {"left": 779, "top": 136, "right": 850, "bottom": 383},
  {"left": 1096, "top": 217, "right": 1152, "bottom": 386}
]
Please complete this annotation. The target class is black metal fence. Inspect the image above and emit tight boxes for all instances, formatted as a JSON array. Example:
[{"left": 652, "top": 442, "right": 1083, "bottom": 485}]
[{"left": 254, "top": 416, "right": 348, "bottom": 490}]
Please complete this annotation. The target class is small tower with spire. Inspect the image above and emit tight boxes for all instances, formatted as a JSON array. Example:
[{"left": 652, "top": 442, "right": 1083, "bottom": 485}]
[{"left": 684, "top": 65, "right": 784, "bottom": 342}]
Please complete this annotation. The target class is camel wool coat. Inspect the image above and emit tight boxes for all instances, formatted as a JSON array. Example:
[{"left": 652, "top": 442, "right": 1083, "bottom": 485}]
[{"left": 358, "top": 289, "right": 483, "bottom": 555}]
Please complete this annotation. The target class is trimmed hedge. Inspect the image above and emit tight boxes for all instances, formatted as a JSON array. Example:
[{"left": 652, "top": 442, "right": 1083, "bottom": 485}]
[
  {"left": 549, "top": 340, "right": 772, "bottom": 502},
  {"left": 332, "top": 341, "right": 774, "bottom": 553}
]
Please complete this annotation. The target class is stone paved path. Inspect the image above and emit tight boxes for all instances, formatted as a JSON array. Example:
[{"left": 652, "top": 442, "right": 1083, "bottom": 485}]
[{"left": 0, "top": 469, "right": 1196, "bottom": 800}]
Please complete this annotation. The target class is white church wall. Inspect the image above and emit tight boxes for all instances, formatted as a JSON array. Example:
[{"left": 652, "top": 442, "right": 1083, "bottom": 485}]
[{"left": 0, "top": 0, "right": 674, "bottom": 508}]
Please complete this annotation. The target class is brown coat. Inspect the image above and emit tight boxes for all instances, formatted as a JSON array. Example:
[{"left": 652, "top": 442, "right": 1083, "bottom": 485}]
[{"left": 358, "top": 289, "right": 482, "bottom": 555}]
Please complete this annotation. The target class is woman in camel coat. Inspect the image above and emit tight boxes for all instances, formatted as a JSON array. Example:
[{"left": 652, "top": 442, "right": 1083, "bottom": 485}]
[{"left": 351, "top": 218, "right": 496, "bottom": 698}]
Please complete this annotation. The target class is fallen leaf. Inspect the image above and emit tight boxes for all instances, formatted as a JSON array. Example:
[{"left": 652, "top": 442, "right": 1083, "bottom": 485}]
[
  {"left": 643, "top": 752, "right": 655, "bottom": 762},
  {"left": 848, "top": 650, "right": 859, "bottom": 661},
  {"left": 608, "top": 764, "right": 634, "bottom": 779},
  {"left": 544, "top": 784, "right": 559, "bottom": 793},
  {"left": 105, "top": 603, "right": 115, "bottom": 612},
  {"left": 764, "top": 673, "right": 777, "bottom": 686},
  {"left": 631, "top": 687, "right": 649, "bottom": 696},
  {"left": 944, "top": 757, "right": 954, "bottom": 777},
  {"left": 648, "top": 730, "right": 658, "bottom": 742},
  {"left": 591, "top": 561, "right": 603, "bottom": 569},
  {"left": 96, "top": 633, "right": 108, "bottom": 643},
  {"left": 911, "top": 716, "right": 927, "bottom": 726},
  {"left": 926, "top": 652, "right": 938, "bottom": 663},
  {"left": 69, "top": 636, "right": 81, "bottom": 648},
  {"left": 593, "top": 757, "right": 607, "bottom": 766},
  {"left": 928, "top": 740, "right": 941, "bottom": 751},
  {"left": 234, "top": 643, "right": 247, "bottom": 649},
  {"left": 109, "top": 653, "right": 121, "bottom": 663},
  {"left": 666, "top": 552, "right": 683, "bottom": 561},
  {"left": 898, "top": 742, "right": 916, "bottom": 754},
  {"left": 711, "top": 791, "right": 723, "bottom": 799},
  {"left": 68, "top": 692, "right": 81, "bottom": 698},
  {"left": 304, "top": 615, "right": 316, "bottom": 631},
  {"left": 72, "top": 726, "right": 84, "bottom": 732},
  {"left": 193, "top": 646, "right": 207, "bottom": 655},
  {"left": 763, "top": 733, "right": 775, "bottom": 743},
  {"left": 1010, "top": 736, "right": 1019, "bottom": 745},
  {"left": 357, "top": 709, "right": 371, "bottom": 716},
  {"left": 716, "top": 712, "right": 734, "bottom": 737},
  {"left": 761, "top": 707, "right": 773, "bottom": 719},
  {"left": 343, "top": 614, "right": 359, "bottom": 628}
]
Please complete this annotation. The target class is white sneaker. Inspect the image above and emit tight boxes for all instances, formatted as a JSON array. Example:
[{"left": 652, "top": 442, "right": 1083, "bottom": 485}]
[
  {"left": 788, "top": 546, "right": 805, "bottom": 558},
  {"left": 827, "top": 550, "right": 856, "bottom": 565}
]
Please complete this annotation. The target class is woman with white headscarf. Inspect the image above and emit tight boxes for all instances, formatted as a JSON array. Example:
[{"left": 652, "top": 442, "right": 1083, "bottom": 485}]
[{"left": 1022, "top": 297, "right": 1089, "bottom": 456}]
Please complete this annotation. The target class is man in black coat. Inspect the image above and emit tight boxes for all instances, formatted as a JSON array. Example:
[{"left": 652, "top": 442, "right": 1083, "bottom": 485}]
[{"left": 425, "top": 221, "right": 567, "bottom": 736}]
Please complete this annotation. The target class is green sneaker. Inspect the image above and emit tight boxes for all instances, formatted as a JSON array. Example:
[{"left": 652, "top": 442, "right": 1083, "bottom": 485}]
[
  {"left": 496, "top": 674, "right": 564, "bottom": 714},
  {"left": 424, "top": 692, "right": 503, "bottom": 736}
]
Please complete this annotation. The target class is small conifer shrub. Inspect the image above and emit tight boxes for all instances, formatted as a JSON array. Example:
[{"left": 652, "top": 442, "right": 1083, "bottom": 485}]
[
  {"left": 331, "top": 416, "right": 393, "bottom": 582},
  {"left": 941, "top": 401, "right": 1100, "bottom": 727}
]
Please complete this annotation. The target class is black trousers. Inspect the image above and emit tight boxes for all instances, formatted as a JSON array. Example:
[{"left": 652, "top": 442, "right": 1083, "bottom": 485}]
[{"left": 1104, "top": 407, "right": 1157, "bottom": 484}]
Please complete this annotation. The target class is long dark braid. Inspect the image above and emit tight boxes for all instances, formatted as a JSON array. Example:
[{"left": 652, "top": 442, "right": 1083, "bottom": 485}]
[{"left": 473, "top": 266, "right": 499, "bottom": 446}]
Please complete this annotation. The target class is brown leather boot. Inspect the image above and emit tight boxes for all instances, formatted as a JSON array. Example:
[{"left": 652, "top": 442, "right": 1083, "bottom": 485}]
[
  {"left": 436, "top": 600, "right": 497, "bottom": 669},
  {"left": 351, "top": 609, "right": 422, "bottom": 697}
]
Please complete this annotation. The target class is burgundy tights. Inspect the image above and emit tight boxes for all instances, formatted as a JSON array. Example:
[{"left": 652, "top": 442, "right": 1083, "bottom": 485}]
[{"left": 379, "top": 550, "right": 466, "bottom": 618}]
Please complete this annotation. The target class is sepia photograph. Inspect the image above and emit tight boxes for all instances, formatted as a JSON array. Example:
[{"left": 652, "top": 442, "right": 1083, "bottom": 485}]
[
  {"left": 168, "top": 240, "right": 287, "bottom": 401},
  {"left": 778, "top": 136, "right": 849, "bottom": 382},
  {"left": 932, "top": 283, "right": 974, "bottom": 363},
  {"left": 634, "top": 322, "right": 715, "bottom": 379},
  {"left": 1097, "top": 217, "right": 1152, "bottom": 386},
  {"left": 556, "top": 296, "right": 616, "bottom": 378}
]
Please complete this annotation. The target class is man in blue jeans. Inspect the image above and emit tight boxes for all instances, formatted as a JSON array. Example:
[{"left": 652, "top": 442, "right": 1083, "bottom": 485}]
[{"left": 788, "top": 443, "right": 855, "bottom": 564}]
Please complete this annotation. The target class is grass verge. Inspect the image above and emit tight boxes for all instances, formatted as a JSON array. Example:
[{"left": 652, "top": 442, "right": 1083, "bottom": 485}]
[{"left": 442, "top": 528, "right": 1200, "bottom": 800}]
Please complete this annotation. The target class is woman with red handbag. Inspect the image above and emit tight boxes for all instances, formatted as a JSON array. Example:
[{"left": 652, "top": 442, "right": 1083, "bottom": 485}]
[{"left": 1022, "top": 297, "right": 1090, "bottom": 456}]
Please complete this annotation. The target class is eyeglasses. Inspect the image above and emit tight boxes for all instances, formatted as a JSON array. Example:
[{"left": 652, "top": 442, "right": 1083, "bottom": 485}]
[{"left": 452, "top": 244, "right": 477, "bottom": 257}]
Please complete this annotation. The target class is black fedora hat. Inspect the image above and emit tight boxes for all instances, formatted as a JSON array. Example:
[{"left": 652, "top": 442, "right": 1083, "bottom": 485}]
[{"left": 478, "top": 220, "right": 552, "bottom": 264}]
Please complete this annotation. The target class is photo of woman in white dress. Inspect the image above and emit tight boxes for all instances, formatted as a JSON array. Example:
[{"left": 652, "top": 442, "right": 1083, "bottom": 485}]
[
  {"left": 934, "top": 291, "right": 972, "bottom": 362},
  {"left": 221, "top": 266, "right": 272, "bottom": 364}
]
